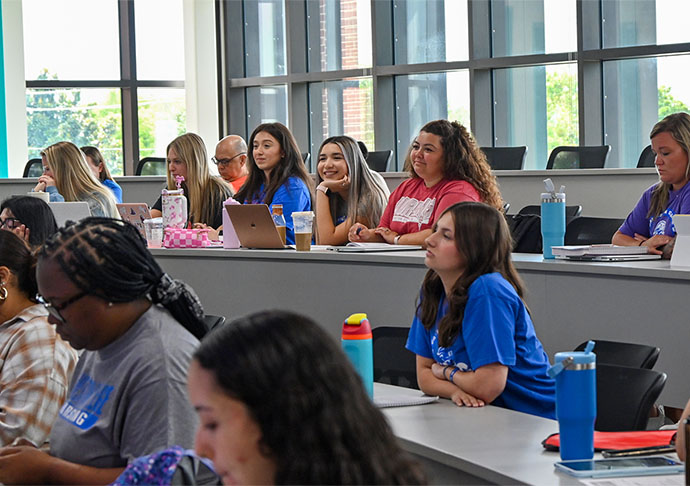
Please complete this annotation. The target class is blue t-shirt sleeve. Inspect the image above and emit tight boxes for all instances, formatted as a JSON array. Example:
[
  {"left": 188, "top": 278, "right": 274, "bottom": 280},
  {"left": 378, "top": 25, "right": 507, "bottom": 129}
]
[
  {"left": 619, "top": 188, "right": 653, "bottom": 237},
  {"left": 269, "top": 178, "right": 311, "bottom": 245},
  {"left": 462, "top": 294, "right": 517, "bottom": 370},
  {"left": 405, "top": 313, "right": 434, "bottom": 359},
  {"left": 103, "top": 179, "right": 123, "bottom": 203},
  {"left": 45, "top": 185, "right": 65, "bottom": 202}
]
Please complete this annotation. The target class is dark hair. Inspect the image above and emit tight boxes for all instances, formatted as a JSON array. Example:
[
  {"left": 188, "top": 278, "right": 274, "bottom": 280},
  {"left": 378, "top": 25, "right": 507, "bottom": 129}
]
[
  {"left": 234, "top": 123, "right": 314, "bottom": 207},
  {"left": 194, "top": 310, "right": 425, "bottom": 485},
  {"left": 38, "top": 217, "right": 207, "bottom": 339},
  {"left": 357, "top": 140, "right": 369, "bottom": 159},
  {"left": 0, "top": 196, "right": 58, "bottom": 248},
  {"left": 648, "top": 112, "right": 690, "bottom": 218},
  {"left": 415, "top": 120, "right": 504, "bottom": 212},
  {"left": 80, "top": 146, "right": 112, "bottom": 182},
  {"left": 0, "top": 230, "right": 37, "bottom": 301},
  {"left": 418, "top": 202, "right": 525, "bottom": 347}
]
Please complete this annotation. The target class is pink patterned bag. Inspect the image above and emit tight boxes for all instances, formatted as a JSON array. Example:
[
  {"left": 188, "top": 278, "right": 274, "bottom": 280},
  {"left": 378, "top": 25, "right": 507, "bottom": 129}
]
[{"left": 162, "top": 228, "right": 211, "bottom": 248}]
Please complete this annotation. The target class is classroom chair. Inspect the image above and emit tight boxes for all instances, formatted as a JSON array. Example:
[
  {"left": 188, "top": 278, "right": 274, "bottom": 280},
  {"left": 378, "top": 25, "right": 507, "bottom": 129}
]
[
  {"left": 366, "top": 150, "right": 394, "bottom": 172},
  {"left": 482, "top": 146, "right": 527, "bottom": 170},
  {"left": 594, "top": 364, "right": 666, "bottom": 431},
  {"left": 518, "top": 204, "right": 582, "bottom": 225},
  {"left": 574, "top": 340, "right": 660, "bottom": 370},
  {"left": 637, "top": 145, "right": 656, "bottom": 168},
  {"left": 203, "top": 314, "right": 226, "bottom": 334},
  {"left": 564, "top": 217, "right": 625, "bottom": 246},
  {"left": 301, "top": 152, "right": 311, "bottom": 168},
  {"left": 372, "top": 326, "right": 418, "bottom": 390},
  {"left": 135, "top": 157, "right": 167, "bottom": 176},
  {"left": 23, "top": 158, "right": 43, "bottom": 177},
  {"left": 546, "top": 145, "right": 611, "bottom": 169}
]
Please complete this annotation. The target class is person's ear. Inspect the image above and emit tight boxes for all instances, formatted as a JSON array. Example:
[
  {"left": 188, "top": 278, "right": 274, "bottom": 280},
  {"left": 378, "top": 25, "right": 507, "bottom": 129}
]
[
  {"left": 0, "top": 266, "right": 11, "bottom": 285},
  {"left": 239, "top": 154, "right": 247, "bottom": 167}
]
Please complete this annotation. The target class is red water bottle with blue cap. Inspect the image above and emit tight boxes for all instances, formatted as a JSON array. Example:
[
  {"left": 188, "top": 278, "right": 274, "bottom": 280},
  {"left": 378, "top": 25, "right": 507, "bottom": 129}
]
[{"left": 342, "top": 313, "right": 374, "bottom": 397}]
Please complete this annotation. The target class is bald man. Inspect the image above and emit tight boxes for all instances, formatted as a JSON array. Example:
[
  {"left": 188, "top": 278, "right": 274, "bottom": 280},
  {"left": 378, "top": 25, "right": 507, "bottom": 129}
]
[{"left": 213, "top": 135, "right": 249, "bottom": 192}]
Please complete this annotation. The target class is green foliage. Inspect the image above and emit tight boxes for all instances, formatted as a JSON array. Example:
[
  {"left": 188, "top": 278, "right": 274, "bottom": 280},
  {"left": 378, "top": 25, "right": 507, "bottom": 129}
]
[
  {"left": 546, "top": 70, "right": 579, "bottom": 152},
  {"left": 658, "top": 85, "right": 689, "bottom": 120}
]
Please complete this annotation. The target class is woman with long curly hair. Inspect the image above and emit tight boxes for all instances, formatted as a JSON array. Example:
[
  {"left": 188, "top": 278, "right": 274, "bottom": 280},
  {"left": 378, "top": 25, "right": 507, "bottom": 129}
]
[
  {"left": 348, "top": 119, "right": 503, "bottom": 247},
  {"left": 406, "top": 202, "right": 555, "bottom": 419}
]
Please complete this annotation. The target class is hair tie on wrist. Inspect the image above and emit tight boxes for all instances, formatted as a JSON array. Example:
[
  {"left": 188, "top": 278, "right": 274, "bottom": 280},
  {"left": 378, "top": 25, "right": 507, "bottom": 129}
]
[
  {"left": 443, "top": 365, "right": 451, "bottom": 380},
  {"left": 448, "top": 366, "right": 460, "bottom": 382}
]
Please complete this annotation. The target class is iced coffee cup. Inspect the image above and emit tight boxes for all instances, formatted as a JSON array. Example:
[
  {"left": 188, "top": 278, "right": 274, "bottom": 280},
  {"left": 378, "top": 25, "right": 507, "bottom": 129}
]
[
  {"left": 292, "top": 211, "right": 314, "bottom": 251},
  {"left": 27, "top": 191, "right": 50, "bottom": 203},
  {"left": 143, "top": 217, "right": 164, "bottom": 248}
]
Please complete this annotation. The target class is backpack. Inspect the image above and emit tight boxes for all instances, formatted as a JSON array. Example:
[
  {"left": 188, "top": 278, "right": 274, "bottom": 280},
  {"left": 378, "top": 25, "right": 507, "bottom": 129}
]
[{"left": 506, "top": 214, "right": 543, "bottom": 253}]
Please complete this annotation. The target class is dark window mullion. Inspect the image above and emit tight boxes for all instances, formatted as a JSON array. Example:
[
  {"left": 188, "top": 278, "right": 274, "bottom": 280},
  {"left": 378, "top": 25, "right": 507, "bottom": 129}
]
[{"left": 119, "top": 0, "right": 139, "bottom": 175}]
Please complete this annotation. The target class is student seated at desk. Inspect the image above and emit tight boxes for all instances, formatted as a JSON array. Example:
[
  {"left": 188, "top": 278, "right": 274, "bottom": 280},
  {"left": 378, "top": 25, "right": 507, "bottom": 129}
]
[
  {"left": 81, "top": 146, "right": 123, "bottom": 203},
  {"left": 150, "top": 133, "right": 233, "bottom": 230},
  {"left": 0, "top": 218, "right": 205, "bottom": 485},
  {"left": 348, "top": 120, "right": 503, "bottom": 247},
  {"left": 314, "top": 135, "right": 389, "bottom": 245},
  {"left": 186, "top": 310, "right": 425, "bottom": 485},
  {"left": 406, "top": 202, "right": 556, "bottom": 420},
  {"left": 0, "top": 196, "right": 57, "bottom": 249},
  {"left": 233, "top": 123, "right": 313, "bottom": 245},
  {"left": 613, "top": 112, "right": 690, "bottom": 256},
  {"left": 33, "top": 141, "right": 119, "bottom": 218}
]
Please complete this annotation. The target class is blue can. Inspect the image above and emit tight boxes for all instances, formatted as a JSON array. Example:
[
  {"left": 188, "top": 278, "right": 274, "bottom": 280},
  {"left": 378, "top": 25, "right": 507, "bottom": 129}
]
[
  {"left": 550, "top": 348, "right": 597, "bottom": 461},
  {"left": 541, "top": 192, "right": 566, "bottom": 259}
]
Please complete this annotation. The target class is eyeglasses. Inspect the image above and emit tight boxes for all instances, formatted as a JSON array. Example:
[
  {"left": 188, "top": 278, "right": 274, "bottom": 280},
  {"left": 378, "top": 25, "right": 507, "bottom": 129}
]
[
  {"left": 36, "top": 292, "right": 88, "bottom": 323},
  {"left": 0, "top": 217, "right": 21, "bottom": 229},
  {"left": 212, "top": 153, "right": 245, "bottom": 166}
]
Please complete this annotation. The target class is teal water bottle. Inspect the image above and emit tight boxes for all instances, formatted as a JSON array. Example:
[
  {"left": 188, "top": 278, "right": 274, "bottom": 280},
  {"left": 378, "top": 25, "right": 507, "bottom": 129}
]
[
  {"left": 341, "top": 313, "right": 374, "bottom": 397},
  {"left": 541, "top": 189, "right": 566, "bottom": 259}
]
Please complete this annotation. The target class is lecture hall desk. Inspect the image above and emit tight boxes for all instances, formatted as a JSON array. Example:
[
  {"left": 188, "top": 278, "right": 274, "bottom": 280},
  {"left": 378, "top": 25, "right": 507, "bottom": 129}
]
[{"left": 151, "top": 248, "right": 690, "bottom": 408}]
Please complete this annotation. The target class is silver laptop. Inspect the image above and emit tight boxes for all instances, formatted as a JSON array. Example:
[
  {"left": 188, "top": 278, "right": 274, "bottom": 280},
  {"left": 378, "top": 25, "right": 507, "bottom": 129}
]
[{"left": 48, "top": 202, "right": 92, "bottom": 227}]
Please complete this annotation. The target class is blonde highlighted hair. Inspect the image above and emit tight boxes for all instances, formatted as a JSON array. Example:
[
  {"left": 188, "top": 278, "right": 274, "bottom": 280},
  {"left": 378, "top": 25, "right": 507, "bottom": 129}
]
[
  {"left": 41, "top": 141, "right": 119, "bottom": 217},
  {"left": 166, "top": 133, "right": 233, "bottom": 226}
]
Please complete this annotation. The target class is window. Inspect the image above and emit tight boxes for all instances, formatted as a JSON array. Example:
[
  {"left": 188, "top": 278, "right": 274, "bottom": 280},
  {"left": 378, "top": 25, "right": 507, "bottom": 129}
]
[
  {"left": 246, "top": 86, "right": 288, "bottom": 132},
  {"left": 244, "top": 0, "right": 287, "bottom": 77}
]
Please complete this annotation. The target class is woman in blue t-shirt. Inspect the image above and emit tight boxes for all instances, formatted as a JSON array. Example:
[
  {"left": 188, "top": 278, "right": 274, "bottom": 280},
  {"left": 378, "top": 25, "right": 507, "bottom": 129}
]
[
  {"left": 234, "top": 123, "right": 313, "bottom": 244},
  {"left": 406, "top": 201, "right": 556, "bottom": 419}
]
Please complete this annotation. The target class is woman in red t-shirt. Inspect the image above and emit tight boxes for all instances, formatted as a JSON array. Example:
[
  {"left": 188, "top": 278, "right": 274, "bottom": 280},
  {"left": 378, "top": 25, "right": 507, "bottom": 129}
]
[{"left": 348, "top": 120, "right": 503, "bottom": 247}]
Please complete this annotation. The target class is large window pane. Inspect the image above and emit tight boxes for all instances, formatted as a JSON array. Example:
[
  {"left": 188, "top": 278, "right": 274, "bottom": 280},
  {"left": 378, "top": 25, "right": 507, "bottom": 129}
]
[
  {"left": 603, "top": 55, "right": 690, "bottom": 168},
  {"left": 23, "top": 0, "right": 120, "bottom": 80},
  {"left": 602, "top": 0, "right": 690, "bottom": 49},
  {"left": 246, "top": 86, "right": 288, "bottom": 132},
  {"left": 492, "top": 0, "right": 576, "bottom": 57},
  {"left": 138, "top": 88, "right": 186, "bottom": 159},
  {"left": 393, "top": 0, "right": 468, "bottom": 64},
  {"left": 135, "top": 0, "right": 185, "bottom": 80},
  {"left": 244, "top": 0, "right": 287, "bottom": 77},
  {"left": 26, "top": 88, "right": 123, "bottom": 174},
  {"left": 395, "top": 71, "right": 470, "bottom": 170},
  {"left": 308, "top": 78, "right": 373, "bottom": 162},
  {"left": 494, "top": 63, "right": 578, "bottom": 169},
  {"left": 307, "top": 0, "right": 372, "bottom": 72}
]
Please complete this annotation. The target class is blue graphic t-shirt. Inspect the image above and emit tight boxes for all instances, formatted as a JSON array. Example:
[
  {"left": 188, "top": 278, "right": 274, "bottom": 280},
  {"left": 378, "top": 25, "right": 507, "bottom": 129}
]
[
  {"left": 406, "top": 273, "right": 556, "bottom": 419},
  {"left": 248, "top": 176, "right": 311, "bottom": 244},
  {"left": 619, "top": 181, "right": 690, "bottom": 238}
]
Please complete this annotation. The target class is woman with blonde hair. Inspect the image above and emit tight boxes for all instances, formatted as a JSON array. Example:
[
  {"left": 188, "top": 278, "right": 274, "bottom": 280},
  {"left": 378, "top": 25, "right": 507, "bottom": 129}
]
[
  {"left": 314, "top": 135, "right": 389, "bottom": 245},
  {"left": 33, "top": 141, "right": 119, "bottom": 218},
  {"left": 150, "top": 133, "right": 233, "bottom": 229}
]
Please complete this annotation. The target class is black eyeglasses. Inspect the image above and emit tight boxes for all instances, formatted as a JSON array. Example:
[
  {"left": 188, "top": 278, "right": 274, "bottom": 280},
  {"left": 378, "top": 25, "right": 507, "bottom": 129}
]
[
  {"left": 0, "top": 217, "right": 21, "bottom": 229},
  {"left": 36, "top": 292, "right": 88, "bottom": 323},
  {"left": 212, "top": 153, "right": 245, "bottom": 166}
]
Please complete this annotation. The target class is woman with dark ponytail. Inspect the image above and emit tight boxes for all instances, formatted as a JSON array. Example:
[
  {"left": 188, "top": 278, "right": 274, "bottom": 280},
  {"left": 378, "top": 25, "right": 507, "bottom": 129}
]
[
  {"left": 0, "top": 217, "right": 204, "bottom": 485},
  {"left": 349, "top": 119, "right": 503, "bottom": 247}
]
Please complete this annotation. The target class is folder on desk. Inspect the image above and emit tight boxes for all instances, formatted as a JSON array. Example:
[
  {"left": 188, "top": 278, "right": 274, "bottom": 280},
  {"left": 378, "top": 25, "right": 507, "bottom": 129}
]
[
  {"left": 328, "top": 242, "right": 422, "bottom": 253},
  {"left": 552, "top": 245, "right": 660, "bottom": 262}
]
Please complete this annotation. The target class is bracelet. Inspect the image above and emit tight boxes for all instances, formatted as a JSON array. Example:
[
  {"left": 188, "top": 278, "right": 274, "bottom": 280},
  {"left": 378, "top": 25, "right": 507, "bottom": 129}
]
[
  {"left": 316, "top": 184, "right": 328, "bottom": 195},
  {"left": 394, "top": 235, "right": 401, "bottom": 245},
  {"left": 448, "top": 366, "right": 460, "bottom": 382},
  {"left": 638, "top": 240, "right": 643, "bottom": 246},
  {"left": 443, "top": 365, "right": 451, "bottom": 380}
]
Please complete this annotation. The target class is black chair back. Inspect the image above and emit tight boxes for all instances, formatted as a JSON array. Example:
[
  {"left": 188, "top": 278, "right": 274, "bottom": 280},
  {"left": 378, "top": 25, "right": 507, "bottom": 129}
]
[
  {"left": 595, "top": 364, "right": 666, "bottom": 431},
  {"left": 637, "top": 145, "right": 656, "bottom": 168},
  {"left": 518, "top": 204, "right": 583, "bottom": 225},
  {"left": 574, "top": 340, "right": 660, "bottom": 370},
  {"left": 372, "top": 326, "right": 418, "bottom": 390},
  {"left": 546, "top": 145, "right": 611, "bottom": 169},
  {"left": 23, "top": 158, "right": 43, "bottom": 177},
  {"left": 203, "top": 314, "right": 226, "bottom": 334},
  {"left": 565, "top": 217, "right": 625, "bottom": 246},
  {"left": 301, "top": 152, "right": 311, "bottom": 169},
  {"left": 482, "top": 146, "right": 527, "bottom": 170},
  {"left": 136, "top": 157, "right": 167, "bottom": 176},
  {"left": 366, "top": 150, "right": 394, "bottom": 172}
]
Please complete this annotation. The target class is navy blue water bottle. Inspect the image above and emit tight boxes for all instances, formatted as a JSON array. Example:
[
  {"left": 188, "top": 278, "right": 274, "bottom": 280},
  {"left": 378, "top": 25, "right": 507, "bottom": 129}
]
[
  {"left": 548, "top": 341, "right": 597, "bottom": 461},
  {"left": 341, "top": 313, "right": 374, "bottom": 398}
]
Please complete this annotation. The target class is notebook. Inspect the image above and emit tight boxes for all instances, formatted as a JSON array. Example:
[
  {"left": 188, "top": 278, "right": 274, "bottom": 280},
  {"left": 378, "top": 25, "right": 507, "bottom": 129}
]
[
  {"left": 328, "top": 242, "right": 423, "bottom": 253},
  {"left": 116, "top": 203, "right": 152, "bottom": 237},
  {"left": 48, "top": 202, "right": 92, "bottom": 227},
  {"left": 224, "top": 204, "right": 291, "bottom": 249},
  {"left": 552, "top": 244, "right": 660, "bottom": 262}
]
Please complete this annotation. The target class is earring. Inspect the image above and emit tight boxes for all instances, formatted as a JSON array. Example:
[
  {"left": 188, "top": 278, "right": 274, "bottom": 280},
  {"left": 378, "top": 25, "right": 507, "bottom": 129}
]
[{"left": 0, "top": 284, "right": 7, "bottom": 302}]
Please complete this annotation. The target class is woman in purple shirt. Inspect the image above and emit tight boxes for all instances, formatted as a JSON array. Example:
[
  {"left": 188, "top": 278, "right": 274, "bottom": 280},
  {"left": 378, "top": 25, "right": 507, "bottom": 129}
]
[{"left": 613, "top": 112, "right": 690, "bottom": 255}]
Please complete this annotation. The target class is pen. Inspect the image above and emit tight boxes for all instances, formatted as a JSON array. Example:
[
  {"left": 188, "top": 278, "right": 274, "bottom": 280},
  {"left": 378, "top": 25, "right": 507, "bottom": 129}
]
[{"left": 601, "top": 445, "right": 676, "bottom": 458}]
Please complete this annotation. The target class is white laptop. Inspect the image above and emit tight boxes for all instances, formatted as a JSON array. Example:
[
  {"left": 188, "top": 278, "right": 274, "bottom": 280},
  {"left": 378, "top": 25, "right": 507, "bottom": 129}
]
[{"left": 48, "top": 202, "right": 92, "bottom": 227}]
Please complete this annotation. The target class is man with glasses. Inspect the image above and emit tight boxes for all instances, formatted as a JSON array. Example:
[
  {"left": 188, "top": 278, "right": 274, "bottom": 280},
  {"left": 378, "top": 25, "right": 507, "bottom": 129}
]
[{"left": 212, "top": 135, "right": 248, "bottom": 192}]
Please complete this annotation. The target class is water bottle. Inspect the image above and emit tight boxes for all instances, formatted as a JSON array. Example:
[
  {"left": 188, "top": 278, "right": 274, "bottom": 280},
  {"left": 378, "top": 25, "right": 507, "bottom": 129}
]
[
  {"left": 341, "top": 313, "right": 374, "bottom": 398},
  {"left": 272, "top": 204, "right": 286, "bottom": 246},
  {"left": 162, "top": 188, "right": 188, "bottom": 229},
  {"left": 548, "top": 341, "right": 597, "bottom": 461},
  {"left": 541, "top": 187, "right": 566, "bottom": 259}
]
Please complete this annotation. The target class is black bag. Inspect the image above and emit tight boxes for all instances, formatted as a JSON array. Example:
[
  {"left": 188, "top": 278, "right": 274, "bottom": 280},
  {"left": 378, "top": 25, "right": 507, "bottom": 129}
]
[{"left": 506, "top": 214, "right": 542, "bottom": 253}]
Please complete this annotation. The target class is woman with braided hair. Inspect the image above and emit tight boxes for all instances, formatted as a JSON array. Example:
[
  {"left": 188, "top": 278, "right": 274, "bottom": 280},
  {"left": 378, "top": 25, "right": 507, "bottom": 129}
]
[
  {"left": 348, "top": 119, "right": 503, "bottom": 247},
  {"left": 0, "top": 217, "right": 205, "bottom": 485}
]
